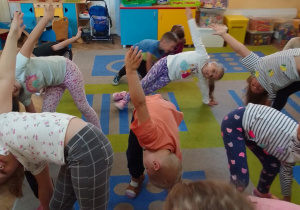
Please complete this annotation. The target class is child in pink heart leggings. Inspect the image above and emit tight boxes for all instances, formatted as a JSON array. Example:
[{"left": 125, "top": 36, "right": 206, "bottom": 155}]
[
  {"left": 13, "top": 6, "right": 100, "bottom": 130},
  {"left": 221, "top": 103, "right": 300, "bottom": 202}
]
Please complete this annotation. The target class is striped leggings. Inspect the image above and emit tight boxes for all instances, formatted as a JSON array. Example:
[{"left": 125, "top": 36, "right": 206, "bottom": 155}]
[
  {"left": 49, "top": 124, "right": 113, "bottom": 210},
  {"left": 221, "top": 107, "right": 280, "bottom": 194}
]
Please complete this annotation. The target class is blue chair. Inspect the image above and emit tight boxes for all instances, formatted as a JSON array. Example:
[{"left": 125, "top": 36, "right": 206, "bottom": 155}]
[{"left": 38, "top": 29, "right": 57, "bottom": 45}]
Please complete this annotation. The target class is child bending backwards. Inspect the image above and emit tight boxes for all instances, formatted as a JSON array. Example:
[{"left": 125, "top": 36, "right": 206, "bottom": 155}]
[
  {"left": 111, "top": 32, "right": 178, "bottom": 86},
  {"left": 211, "top": 24, "right": 300, "bottom": 111},
  {"left": 221, "top": 103, "right": 300, "bottom": 202},
  {"left": 0, "top": 12, "right": 113, "bottom": 210},
  {"left": 32, "top": 27, "right": 83, "bottom": 60},
  {"left": 13, "top": 5, "right": 101, "bottom": 129},
  {"left": 124, "top": 46, "right": 183, "bottom": 198},
  {"left": 164, "top": 180, "right": 300, "bottom": 210},
  {"left": 113, "top": 8, "right": 224, "bottom": 110}
]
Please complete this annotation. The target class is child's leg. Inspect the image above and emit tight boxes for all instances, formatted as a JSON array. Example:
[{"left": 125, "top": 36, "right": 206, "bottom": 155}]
[
  {"left": 124, "top": 57, "right": 170, "bottom": 102},
  {"left": 117, "top": 66, "right": 126, "bottom": 78},
  {"left": 245, "top": 140, "right": 280, "bottom": 194},
  {"left": 272, "top": 81, "right": 300, "bottom": 110},
  {"left": 221, "top": 107, "right": 249, "bottom": 191},
  {"left": 42, "top": 85, "right": 65, "bottom": 112},
  {"left": 126, "top": 117, "right": 144, "bottom": 178},
  {"left": 50, "top": 124, "right": 113, "bottom": 209},
  {"left": 63, "top": 59, "right": 101, "bottom": 129},
  {"left": 137, "top": 60, "right": 147, "bottom": 78}
]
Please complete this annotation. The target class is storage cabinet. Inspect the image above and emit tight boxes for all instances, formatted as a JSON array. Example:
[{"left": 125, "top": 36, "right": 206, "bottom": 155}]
[
  {"left": 63, "top": 3, "right": 78, "bottom": 36},
  {"left": 120, "top": 5, "right": 196, "bottom": 46},
  {"left": 157, "top": 8, "right": 195, "bottom": 45},
  {"left": 120, "top": 8, "right": 158, "bottom": 45}
]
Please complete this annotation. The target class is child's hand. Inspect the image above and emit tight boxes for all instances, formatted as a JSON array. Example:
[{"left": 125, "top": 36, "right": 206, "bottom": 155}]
[
  {"left": 185, "top": 7, "right": 193, "bottom": 20},
  {"left": 210, "top": 24, "right": 228, "bottom": 36},
  {"left": 125, "top": 46, "right": 142, "bottom": 73},
  {"left": 43, "top": 4, "right": 54, "bottom": 21},
  {"left": 76, "top": 27, "right": 82, "bottom": 38},
  {"left": 9, "top": 12, "right": 25, "bottom": 39}
]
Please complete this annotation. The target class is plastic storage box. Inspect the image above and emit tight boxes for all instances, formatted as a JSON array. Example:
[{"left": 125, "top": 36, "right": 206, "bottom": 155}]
[
  {"left": 224, "top": 15, "right": 249, "bottom": 44},
  {"left": 198, "top": 27, "right": 226, "bottom": 47},
  {"left": 246, "top": 30, "right": 273, "bottom": 45},
  {"left": 199, "top": 8, "right": 224, "bottom": 27},
  {"left": 273, "top": 18, "right": 299, "bottom": 48},
  {"left": 248, "top": 17, "right": 274, "bottom": 32}
]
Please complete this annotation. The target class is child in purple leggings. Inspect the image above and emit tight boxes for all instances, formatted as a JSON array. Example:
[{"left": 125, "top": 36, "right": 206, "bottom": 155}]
[
  {"left": 113, "top": 8, "right": 224, "bottom": 110},
  {"left": 13, "top": 5, "right": 100, "bottom": 129},
  {"left": 221, "top": 103, "right": 300, "bottom": 202}
]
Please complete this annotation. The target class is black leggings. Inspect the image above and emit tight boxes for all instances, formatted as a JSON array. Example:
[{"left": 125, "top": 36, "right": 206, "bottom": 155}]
[
  {"left": 272, "top": 81, "right": 300, "bottom": 111},
  {"left": 118, "top": 60, "right": 147, "bottom": 79},
  {"left": 126, "top": 116, "right": 144, "bottom": 179}
]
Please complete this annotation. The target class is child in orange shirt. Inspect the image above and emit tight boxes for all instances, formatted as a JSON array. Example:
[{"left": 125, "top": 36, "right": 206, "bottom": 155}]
[{"left": 125, "top": 46, "right": 184, "bottom": 198}]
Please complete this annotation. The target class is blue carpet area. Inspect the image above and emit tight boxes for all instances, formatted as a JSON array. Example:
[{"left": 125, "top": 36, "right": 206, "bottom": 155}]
[
  {"left": 209, "top": 51, "right": 265, "bottom": 73},
  {"left": 91, "top": 52, "right": 266, "bottom": 76},
  {"left": 294, "top": 166, "right": 300, "bottom": 185},
  {"left": 108, "top": 170, "right": 206, "bottom": 210},
  {"left": 74, "top": 170, "right": 206, "bottom": 210}
]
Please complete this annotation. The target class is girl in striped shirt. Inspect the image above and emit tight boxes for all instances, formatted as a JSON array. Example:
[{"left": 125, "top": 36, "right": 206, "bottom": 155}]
[
  {"left": 210, "top": 24, "right": 300, "bottom": 110},
  {"left": 221, "top": 103, "right": 300, "bottom": 202}
]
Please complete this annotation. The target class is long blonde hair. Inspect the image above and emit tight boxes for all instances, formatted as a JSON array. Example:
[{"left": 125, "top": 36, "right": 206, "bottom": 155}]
[{"left": 164, "top": 180, "right": 254, "bottom": 210}]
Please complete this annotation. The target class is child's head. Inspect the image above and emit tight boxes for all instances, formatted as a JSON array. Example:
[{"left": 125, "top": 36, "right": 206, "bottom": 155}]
[
  {"left": 160, "top": 32, "right": 179, "bottom": 54},
  {"left": 245, "top": 75, "right": 268, "bottom": 105},
  {"left": 164, "top": 180, "right": 254, "bottom": 210},
  {"left": 143, "top": 149, "right": 182, "bottom": 189},
  {"left": 0, "top": 153, "right": 24, "bottom": 198},
  {"left": 13, "top": 80, "right": 22, "bottom": 98},
  {"left": 171, "top": 25, "right": 185, "bottom": 41},
  {"left": 202, "top": 61, "right": 224, "bottom": 80}
]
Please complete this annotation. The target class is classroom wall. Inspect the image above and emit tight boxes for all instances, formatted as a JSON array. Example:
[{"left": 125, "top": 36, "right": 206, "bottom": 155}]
[{"left": 227, "top": 0, "right": 300, "bottom": 15}]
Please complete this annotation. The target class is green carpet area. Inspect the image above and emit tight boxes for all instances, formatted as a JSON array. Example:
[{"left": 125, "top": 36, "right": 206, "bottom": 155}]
[{"left": 56, "top": 45, "right": 300, "bottom": 204}]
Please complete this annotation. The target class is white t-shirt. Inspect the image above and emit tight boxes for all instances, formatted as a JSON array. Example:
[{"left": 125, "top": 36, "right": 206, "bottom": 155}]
[
  {"left": 167, "top": 19, "right": 210, "bottom": 104},
  {"left": 15, "top": 53, "right": 67, "bottom": 106},
  {"left": 0, "top": 112, "right": 75, "bottom": 175}
]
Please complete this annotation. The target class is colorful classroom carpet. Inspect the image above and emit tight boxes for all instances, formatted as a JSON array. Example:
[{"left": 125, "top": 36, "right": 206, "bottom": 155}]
[{"left": 57, "top": 46, "right": 300, "bottom": 209}]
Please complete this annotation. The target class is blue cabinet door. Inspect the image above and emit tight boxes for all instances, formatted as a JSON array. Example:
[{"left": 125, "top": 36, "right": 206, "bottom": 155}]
[
  {"left": 20, "top": 3, "right": 36, "bottom": 32},
  {"left": 120, "top": 9, "right": 158, "bottom": 45},
  {"left": 63, "top": 3, "right": 78, "bottom": 36}
]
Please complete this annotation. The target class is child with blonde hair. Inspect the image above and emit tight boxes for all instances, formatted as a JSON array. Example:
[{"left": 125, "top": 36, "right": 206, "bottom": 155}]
[
  {"left": 124, "top": 46, "right": 183, "bottom": 198},
  {"left": 0, "top": 12, "right": 113, "bottom": 210},
  {"left": 13, "top": 5, "right": 101, "bottom": 129},
  {"left": 164, "top": 180, "right": 300, "bottom": 210},
  {"left": 113, "top": 8, "right": 224, "bottom": 110}
]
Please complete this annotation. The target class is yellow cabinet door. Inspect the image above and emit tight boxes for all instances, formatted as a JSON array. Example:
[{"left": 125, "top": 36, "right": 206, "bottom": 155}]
[
  {"left": 158, "top": 9, "right": 195, "bottom": 45},
  {"left": 34, "top": 3, "right": 63, "bottom": 17}
]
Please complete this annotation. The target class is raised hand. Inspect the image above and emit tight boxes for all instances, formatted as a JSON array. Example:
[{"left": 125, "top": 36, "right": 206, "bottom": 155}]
[
  {"left": 43, "top": 4, "right": 54, "bottom": 21},
  {"left": 125, "top": 46, "right": 142, "bottom": 73},
  {"left": 76, "top": 27, "right": 83, "bottom": 38},
  {"left": 185, "top": 7, "right": 193, "bottom": 20},
  {"left": 210, "top": 23, "right": 228, "bottom": 36},
  {"left": 10, "top": 12, "right": 25, "bottom": 39}
]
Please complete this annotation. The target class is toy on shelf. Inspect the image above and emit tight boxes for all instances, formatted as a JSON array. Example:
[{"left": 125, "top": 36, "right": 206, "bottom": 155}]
[
  {"left": 248, "top": 17, "right": 274, "bottom": 32},
  {"left": 273, "top": 19, "right": 298, "bottom": 48},
  {"left": 246, "top": 30, "right": 273, "bottom": 45},
  {"left": 199, "top": 8, "right": 224, "bottom": 27},
  {"left": 169, "top": 0, "right": 202, "bottom": 7},
  {"left": 79, "top": 11, "right": 90, "bottom": 19},
  {"left": 122, "top": 0, "right": 156, "bottom": 6},
  {"left": 199, "top": 0, "right": 228, "bottom": 9}
]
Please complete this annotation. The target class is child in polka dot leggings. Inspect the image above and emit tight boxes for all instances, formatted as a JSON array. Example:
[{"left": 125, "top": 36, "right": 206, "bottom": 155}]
[{"left": 221, "top": 103, "right": 300, "bottom": 202}]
